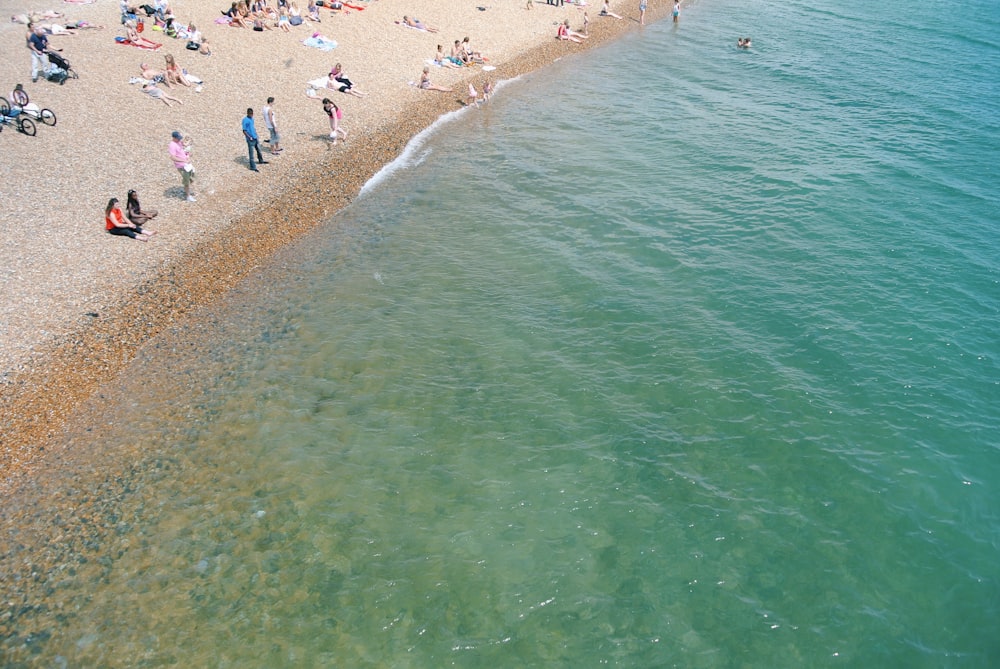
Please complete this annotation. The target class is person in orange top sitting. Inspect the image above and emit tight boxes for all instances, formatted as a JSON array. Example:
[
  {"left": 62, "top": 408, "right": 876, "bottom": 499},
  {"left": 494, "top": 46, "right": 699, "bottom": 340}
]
[{"left": 105, "top": 197, "right": 154, "bottom": 240}]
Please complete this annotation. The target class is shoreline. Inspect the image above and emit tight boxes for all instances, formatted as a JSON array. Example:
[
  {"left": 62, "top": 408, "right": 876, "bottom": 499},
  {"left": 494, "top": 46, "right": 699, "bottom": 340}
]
[{"left": 0, "top": 0, "right": 674, "bottom": 486}]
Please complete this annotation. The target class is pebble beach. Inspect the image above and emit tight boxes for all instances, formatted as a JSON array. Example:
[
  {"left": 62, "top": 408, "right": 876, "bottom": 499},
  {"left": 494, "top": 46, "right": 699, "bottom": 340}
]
[{"left": 0, "top": 0, "right": 669, "bottom": 484}]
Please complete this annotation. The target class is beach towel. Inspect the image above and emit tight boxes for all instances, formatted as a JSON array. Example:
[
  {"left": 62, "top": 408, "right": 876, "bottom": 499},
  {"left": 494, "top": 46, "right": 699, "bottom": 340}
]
[
  {"left": 302, "top": 35, "right": 337, "bottom": 50},
  {"left": 115, "top": 36, "right": 162, "bottom": 49},
  {"left": 64, "top": 0, "right": 96, "bottom": 4},
  {"left": 343, "top": 2, "right": 365, "bottom": 10},
  {"left": 308, "top": 76, "right": 329, "bottom": 89}
]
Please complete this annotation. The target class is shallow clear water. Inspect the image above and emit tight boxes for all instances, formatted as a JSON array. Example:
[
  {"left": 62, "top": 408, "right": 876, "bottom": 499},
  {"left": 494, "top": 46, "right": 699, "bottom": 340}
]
[{"left": 4, "top": 0, "right": 1000, "bottom": 666}]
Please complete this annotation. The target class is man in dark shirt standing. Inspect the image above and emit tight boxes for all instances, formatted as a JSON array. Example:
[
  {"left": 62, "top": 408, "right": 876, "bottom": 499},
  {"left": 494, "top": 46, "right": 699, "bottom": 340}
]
[{"left": 28, "top": 26, "right": 49, "bottom": 83}]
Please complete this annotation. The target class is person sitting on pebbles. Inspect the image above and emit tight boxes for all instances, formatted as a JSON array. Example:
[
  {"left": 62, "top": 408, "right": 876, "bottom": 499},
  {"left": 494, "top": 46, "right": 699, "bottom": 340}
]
[
  {"left": 164, "top": 53, "right": 191, "bottom": 87},
  {"left": 557, "top": 19, "right": 587, "bottom": 43},
  {"left": 126, "top": 189, "right": 158, "bottom": 226},
  {"left": 419, "top": 66, "right": 452, "bottom": 92},
  {"left": 599, "top": 0, "right": 623, "bottom": 19},
  {"left": 434, "top": 44, "right": 461, "bottom": 69},
  {"left": 187, "top": 24, "right": 211, "bottom": 54},
  {"left": 461, "top": 37, "right": 484, "bottom": 64},
  {"left": 105, "top": 197, "right": 155, "bottom": 241}
]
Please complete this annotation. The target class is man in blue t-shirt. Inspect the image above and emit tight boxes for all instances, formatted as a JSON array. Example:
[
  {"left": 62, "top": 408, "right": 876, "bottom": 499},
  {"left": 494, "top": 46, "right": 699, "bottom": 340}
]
[
  {"left": 28, "top": 26, "right": 50, "bottom": 82},
  {"left": 241, "top": 107, "right": 268, "bottom": 172}
]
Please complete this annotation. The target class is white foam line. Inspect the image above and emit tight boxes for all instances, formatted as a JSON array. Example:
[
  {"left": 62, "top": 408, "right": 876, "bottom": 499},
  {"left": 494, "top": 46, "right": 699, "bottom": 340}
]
[{"left": 358, "top": 75, "right": 522, "bottom": 197}]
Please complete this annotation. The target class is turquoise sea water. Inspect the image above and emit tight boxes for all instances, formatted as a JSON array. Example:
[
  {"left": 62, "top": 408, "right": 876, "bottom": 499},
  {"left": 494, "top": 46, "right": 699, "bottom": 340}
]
[{"left": 4, "top": 0, "right": 1000, "bottom": 665}]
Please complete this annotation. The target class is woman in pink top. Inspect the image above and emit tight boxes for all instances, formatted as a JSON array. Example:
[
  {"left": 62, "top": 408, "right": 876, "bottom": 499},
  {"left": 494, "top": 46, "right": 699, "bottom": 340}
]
[{"left": 321, "top": 98, "right": 347, "bottom": 144}]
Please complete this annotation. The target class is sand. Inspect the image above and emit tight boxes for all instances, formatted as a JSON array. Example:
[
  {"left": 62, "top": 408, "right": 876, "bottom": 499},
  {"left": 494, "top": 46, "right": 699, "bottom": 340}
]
[{"left": 0, "top": 0, "right": 672, "bottom": 483}]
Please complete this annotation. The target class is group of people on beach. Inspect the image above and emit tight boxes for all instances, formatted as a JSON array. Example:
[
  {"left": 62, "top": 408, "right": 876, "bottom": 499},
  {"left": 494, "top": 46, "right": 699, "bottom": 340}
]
[
  {"left": 98, "top": 0, "right": 669, "bottom": 241},
  {"left": 222, "top": 0, "right": 358, "bottom": 32},
  {"left": 421, "top": 36, "right": 491, "bottom": 101},
  {"left": 138, "top": 53, "right": 203, "bottom": 105},
  {"left": 555, "top": 0, "right": 677, "bottom": 38},
  {"left": 23, "top": 20, "right": 82, "bottom": 84},
  {"left": 121, "top": 1, "right": 212, "bottom": 54}
]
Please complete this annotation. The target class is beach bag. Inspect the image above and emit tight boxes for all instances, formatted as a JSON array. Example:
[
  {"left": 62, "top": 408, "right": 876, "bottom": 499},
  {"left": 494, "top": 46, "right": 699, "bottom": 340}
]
[
  {"left": 46, "top": 69, "right": 68, "bottom": 85},
  {"left": 186, "top": 41, "right": 199, "bottom": 50},
  {"left": 136, "top": 19, "right": 144, "bottom": 32},
  {"left": 289, "top": 15, "right": 303, "bottom": 25}
]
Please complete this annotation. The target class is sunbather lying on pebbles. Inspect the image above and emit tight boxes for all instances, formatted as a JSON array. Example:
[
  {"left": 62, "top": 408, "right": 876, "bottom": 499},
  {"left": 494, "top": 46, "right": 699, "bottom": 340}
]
[
  {"left": 143, "top": 82, "right": 184, "bottom": 106},
  {"left": 402, "top": 16, "right": 438, "bottom": 32}
]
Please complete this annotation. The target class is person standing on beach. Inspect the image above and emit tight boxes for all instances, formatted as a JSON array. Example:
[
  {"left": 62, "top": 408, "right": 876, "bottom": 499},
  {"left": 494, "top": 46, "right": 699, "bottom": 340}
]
[
  {"left": 28, "top": 25, "right": 50, "bottom": 82},
  {"left": 639, "top": 0, "right": 647, "bottom": 26},
  {"left": 169, "top": 130, "right": 196, "bottom": 202},
  {"left": 263, "top": 96, "right": 281, "bottom": 154},
  {"left": 673, "top": 0, "right": 680, "bottom": 22},
  {"left": 242, "top": 107, "right": 267, "bottom": 172},
  {"left": 321, "top": 97, "right": 347, "bottom": 144}
]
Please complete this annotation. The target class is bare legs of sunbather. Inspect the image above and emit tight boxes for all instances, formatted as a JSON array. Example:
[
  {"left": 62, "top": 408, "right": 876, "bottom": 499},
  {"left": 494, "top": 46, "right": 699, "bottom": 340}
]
[
  {"left": 403, "top": 15, "right": 439, "bottom": 32},
  {"left": 143, "top": 83, "right": 183, "bottom": 106}
]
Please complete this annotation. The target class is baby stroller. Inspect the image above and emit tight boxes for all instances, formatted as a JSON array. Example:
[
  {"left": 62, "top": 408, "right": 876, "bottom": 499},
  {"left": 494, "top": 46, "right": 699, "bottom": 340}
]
[{"left": 45, "top": 51, "right": 78, "bottom": 84}]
